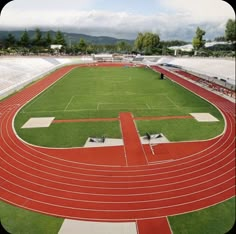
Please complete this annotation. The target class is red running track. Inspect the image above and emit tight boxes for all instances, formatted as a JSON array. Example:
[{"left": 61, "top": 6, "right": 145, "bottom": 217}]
[
  {"left": 0, "top": 63, "right": 235, "bottom": 234},
  {"left": 119, "top": 112, "right": 147, "bottom": 166}
]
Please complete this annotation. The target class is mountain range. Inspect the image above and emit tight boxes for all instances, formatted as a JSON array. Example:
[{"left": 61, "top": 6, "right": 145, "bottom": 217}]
[{"left": 0, "top": 30, "right": 134, "bottom": 45}]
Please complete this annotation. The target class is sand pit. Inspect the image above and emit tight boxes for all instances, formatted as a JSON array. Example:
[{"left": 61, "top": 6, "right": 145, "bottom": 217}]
[
  {"left": 190, "top": 113, "right": 219, "bottom": 122},
  {"left": 58, "top": 219, "right": 137, "bottom": 234},
  {"left": 21, "top": 117, "right": 55, "bottom": 128}
]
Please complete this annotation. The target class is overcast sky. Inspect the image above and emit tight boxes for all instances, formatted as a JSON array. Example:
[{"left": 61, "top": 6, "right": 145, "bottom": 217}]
[{"left": 0, "top": 0, "right": 234, "bottom": 41}]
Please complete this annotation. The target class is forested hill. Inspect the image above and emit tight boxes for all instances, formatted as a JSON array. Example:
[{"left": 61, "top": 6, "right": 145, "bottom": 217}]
[{"left": 0, "top": 30, "right": 134, "bottom": 45}]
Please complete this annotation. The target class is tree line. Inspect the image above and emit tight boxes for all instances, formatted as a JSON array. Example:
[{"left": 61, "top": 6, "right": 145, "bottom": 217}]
[
  {"left": 0, "top": 18, "right": 235, "bottom": 56},
  {"left": 193, "top": 19, "right": 235, "bottom": 50},
  {"left": 1, "top": 29, "right": 67, "bottom": 54}
]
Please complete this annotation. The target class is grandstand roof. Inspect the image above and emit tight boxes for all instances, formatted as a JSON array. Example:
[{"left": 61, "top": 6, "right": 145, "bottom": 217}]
[
  {"left": 157, "top": 57, "right": 235, "bottom": 85},
  {"left": 168, "top": 42, "right": 231, "bottom": 52}
]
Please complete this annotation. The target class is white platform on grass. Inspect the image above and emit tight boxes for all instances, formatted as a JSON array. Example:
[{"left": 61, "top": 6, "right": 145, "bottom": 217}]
[
  {"left": 141, "top": 133, "right": 170, "bottom": 144},
  {"left": 58, "top": 219, "right": 137, "bottom": 234},
  {"left": 21, "top": 117, "right": 55, "bottom": 128},
  {"left": 84, "top": 138, "right": 124, "bottom": 147},
  {"left": 190, "top": 113, "right": 219, "bottom": 122},
  {"left": 84, "top": 133, "right": 169, "bottom": 148}
]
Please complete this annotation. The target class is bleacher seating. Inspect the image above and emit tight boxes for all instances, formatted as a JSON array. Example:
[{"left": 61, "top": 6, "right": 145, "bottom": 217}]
[
  {"left": 0, "top": 57, "right": 73, "bottom": 99},
  {"left": 156, "top": 57, "right": 235, "bottom": 87}
]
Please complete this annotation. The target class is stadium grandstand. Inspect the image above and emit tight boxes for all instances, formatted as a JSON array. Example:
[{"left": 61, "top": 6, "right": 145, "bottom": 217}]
[
  {"left": 0, "top": 56, "right": 92, "bottom": 99},
  {"left": 1, "top": 55, "right": 234, "bottom": 100}
]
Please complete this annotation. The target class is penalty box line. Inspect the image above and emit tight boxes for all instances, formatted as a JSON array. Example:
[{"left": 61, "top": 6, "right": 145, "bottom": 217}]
[
  {"left": 97, "top": 103, "right": 153, "bottom": 111},
  {"left": 64, "top": 96, "right": 76, "bottom": 111}
]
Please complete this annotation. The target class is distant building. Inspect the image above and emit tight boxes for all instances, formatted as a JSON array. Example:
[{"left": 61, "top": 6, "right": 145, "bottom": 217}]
[
  {"left": 92, "top": 54, "right": 113, "bottom": 62},
  {"left": 168, "top": 41, "right": 231, "bottom": 52},
  {"left": 50, "top": 45, "right": 63, "bottom": 50}
]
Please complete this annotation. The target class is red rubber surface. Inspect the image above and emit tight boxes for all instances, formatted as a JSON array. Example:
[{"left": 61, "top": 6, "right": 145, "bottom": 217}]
[{"left": 0, "top": 63, "right": 235, "bottom": 233}]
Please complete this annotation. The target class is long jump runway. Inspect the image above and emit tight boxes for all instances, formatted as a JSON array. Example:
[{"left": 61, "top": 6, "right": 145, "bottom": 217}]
[{"left": 0, "top": 64, "right": 235, "bottom": 234}]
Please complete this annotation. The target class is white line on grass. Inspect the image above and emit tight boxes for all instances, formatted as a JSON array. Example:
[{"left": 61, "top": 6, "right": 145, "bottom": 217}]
[
  {"left": 166, "top": 95, "right": 179, "bottom": 108},
  {"left": 146, "top": 103, "right": 151, "bottom": 109},
  {"left": 64, "top": 96, "right": 75, "bottom": 111},
  {"left": 21, "top": 106, "right": 179, "bottom": 115}
]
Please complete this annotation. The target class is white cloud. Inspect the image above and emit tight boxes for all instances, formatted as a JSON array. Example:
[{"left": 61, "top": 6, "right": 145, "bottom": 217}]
[
  {"left": 0, "top": 0, "right": 234, "bottom": 40},
  {"left": 160, "top": 0, "right": 234, "bottom": 22}
]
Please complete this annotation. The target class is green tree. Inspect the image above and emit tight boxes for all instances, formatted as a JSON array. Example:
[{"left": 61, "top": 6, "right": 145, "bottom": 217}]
[
  {"left": 54, "top": 31, "right": 66, "bottom": 46},
  {"left": 5, "top": 33, "right": 16, "bottom": 48},
  {"left": 192, "top": 27, "right": 206, "bottom": 51},
  {"left": 33, "top": 28, "right": 43, "bottom": 46},
  {"left": 134, "top": 32, "right": 160, "bottom": 54},
  {"left": 116, "top": 41, "right": 131, "bottom": 53},
  {"left": 77, "top": 38, "right": 87, "bottom": 54},
  {"left": 214, "top": 36, "right": 226, "bottom": 42},
  {"left": 19, "top": 30, "right": 30, "bottom": 48},
  {"left": 45, "top": 31, "right": 52, "bottom": 47},
  {"left": 134, "top": 33, "right": 144, "bottom": 52},
  {"left": 142, "top": 32, "right": 160, "bottom": 54},
  {"left": 225, "top": 19, "right": 236, "bottom": 42}
]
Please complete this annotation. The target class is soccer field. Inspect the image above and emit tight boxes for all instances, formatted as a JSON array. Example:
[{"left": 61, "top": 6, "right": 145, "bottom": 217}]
[{"left": 14, "top": 66, "right": 224, "bottom": 147}]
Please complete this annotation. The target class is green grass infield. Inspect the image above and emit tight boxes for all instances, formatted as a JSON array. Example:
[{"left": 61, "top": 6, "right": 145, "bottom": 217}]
[{"left": 14, "top": 66, "right": 224, "bottom": 147}]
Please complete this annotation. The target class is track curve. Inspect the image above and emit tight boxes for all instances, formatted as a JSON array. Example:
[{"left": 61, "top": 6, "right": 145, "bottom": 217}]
[{"left": 0, "top": 64, "right": 235, "bottom": 226}]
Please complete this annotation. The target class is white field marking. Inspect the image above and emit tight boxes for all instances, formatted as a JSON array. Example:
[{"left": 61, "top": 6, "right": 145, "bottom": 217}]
[
  {"left": 61, "top": 94, "right": 167, "bottom": 96},
  {"left": 97, "top": 103, "right": 149, "bottom": 110},
  {"left": 58, "top": 219, "right": 137, "bottom": 234},
  {"left": 5, "top": 107, "right": 235, "bottom": 174},
  {"left": 119, "top": 117, "right": 128, "bottom": 167},
  {"left": 65, "top": 108, "right": 97, "bottom": 112},
  {"left": 146, "top": 104, "right": 176, "bottom": 109},
  {"left": 95, "top": 102, "right": 137, "bottom": 109},
  {"left": 3, "top": 107, "right": 235, "bottom": 180},
  {"left": 132, "top": 115, "right": 149, "bottom": 165},
  {"left": 146, "top": 103, "right": 151, "bottom": 109},
  {"left": 23, "top": 70, "right": 72, "bottom": 112},
  {"left": 22, "top": 102, "right": 176, "bottom": 114},
  {"left": 64, "top": 96, "right": 75, "bottom": 111},
  {"left": 22, "top": 108, "right": 98, "bottom": 114},
  {"left": 1, "top": 156, "right": 233, "bottom": 198},
  {"left": 22, "top": 110, "right": 68, "bottom": 114},
  {"left": 21, "top": 105, "right": 177, "bottom": 114},
  {"left": 166, "top": 95, "right": 179, "bottom": 108},
  {"left": 166, "top": 217, "right": 174, "bottom": 234},
  {"left": 149, "top": 143, "right": 155, "bottom": 155},
  {"left": 0, "top": 182, "right": 234, "bottom": 212},
  {"left": 135, "top": 220, "right": 140, "bottom": 234}
]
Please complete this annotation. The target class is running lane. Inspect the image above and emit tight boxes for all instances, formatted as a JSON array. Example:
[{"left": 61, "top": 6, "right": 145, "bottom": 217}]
[
  {"left": 119, "top": 112, "right": 147, "bottom": 166},
  {"left": 0, "top": 63, "right": 235, "bottom": 234}
]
